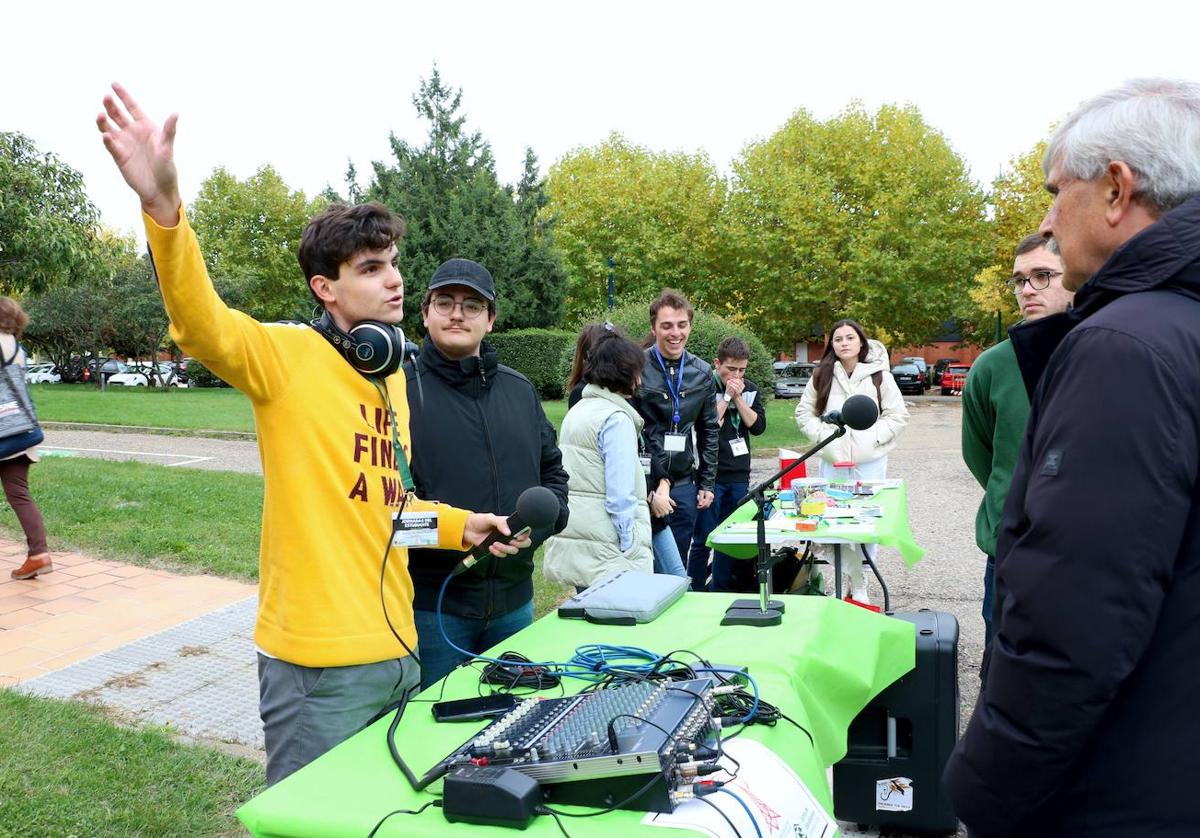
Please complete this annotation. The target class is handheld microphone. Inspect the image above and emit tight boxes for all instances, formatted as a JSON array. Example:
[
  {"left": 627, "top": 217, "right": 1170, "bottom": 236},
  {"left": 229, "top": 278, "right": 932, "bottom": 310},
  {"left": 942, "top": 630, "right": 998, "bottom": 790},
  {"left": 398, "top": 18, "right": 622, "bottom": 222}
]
[
  {"left": 451, "top": 486, "right": 560, "bottom": 577},
  {"left": 820, "top": 394, "right": 879, "bottom": 430}
]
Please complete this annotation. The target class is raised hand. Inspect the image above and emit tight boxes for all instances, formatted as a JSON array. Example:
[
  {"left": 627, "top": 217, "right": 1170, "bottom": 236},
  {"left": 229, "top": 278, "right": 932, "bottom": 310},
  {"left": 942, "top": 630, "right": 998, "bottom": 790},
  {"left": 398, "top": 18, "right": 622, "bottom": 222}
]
[{"left": 96, "top": 83, "right": 181, "bottom": 227}]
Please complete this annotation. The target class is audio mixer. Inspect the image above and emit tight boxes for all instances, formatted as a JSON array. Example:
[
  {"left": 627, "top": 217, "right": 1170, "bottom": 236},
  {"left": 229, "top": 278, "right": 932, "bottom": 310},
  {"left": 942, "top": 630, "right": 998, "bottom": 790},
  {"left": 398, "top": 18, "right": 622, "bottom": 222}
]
[{"left": 437, "top": 678, "right": 719, "bottom": 812}]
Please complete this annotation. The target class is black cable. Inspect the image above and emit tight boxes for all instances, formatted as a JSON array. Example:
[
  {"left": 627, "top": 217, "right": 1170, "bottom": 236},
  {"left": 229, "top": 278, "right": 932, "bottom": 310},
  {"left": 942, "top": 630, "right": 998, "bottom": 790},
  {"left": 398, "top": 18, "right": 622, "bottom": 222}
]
[
  {"left": 536, "top": 807, "right": 575, "bottom": 838},
  {"left": 378, "top": 528, "right": 421, "bottom": 667},
  {"left": 694, "top": 794, "right": 744, "bottom": 838},
  {"left": 384, "top": 691, "right": 450, "bottom": 792},
  {"left": 780, "top": 712, "right": 816, "bottom": 748},
  {"left": 480, "top": 651, "right": 561, "bottom": 691},
  {"left": 365, "top": 798, "right": 439, "bottom": 837}
]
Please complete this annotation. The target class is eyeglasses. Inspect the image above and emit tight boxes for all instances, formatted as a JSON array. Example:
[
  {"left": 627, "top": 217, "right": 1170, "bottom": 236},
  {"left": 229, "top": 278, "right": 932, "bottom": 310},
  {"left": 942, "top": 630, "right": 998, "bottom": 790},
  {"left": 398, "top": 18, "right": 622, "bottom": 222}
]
[
  {"left": 430, "top": 295, "right": 488, "bottom": 319},
  {"left": 1008, "top": 270, "right": 1062, "bottom": 293}
]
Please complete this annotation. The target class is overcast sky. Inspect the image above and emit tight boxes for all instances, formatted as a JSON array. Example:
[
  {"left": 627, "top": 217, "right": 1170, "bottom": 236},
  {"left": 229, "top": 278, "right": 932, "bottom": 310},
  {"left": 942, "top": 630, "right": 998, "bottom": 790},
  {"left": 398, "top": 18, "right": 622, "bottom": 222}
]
[{"left": 6, "top": 0, "right": 1199, "bottom": 239}]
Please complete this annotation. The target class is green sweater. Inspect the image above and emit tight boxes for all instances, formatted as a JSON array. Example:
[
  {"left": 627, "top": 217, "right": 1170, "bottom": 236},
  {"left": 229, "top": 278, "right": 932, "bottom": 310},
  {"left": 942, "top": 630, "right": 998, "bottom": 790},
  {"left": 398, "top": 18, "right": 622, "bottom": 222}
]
[{"left": 961, "top": 339, "right": 1030, "bottom": 557}]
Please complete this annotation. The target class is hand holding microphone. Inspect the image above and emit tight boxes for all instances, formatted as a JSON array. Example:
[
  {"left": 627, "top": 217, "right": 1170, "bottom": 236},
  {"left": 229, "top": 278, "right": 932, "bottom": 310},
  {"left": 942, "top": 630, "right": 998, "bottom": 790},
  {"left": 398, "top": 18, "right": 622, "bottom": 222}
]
[
  {"left": 820, "top": 394, "right": 880, "bottom": 430},
  {"left": 456, "top": 486, "right": 560, "bottom": 577}
]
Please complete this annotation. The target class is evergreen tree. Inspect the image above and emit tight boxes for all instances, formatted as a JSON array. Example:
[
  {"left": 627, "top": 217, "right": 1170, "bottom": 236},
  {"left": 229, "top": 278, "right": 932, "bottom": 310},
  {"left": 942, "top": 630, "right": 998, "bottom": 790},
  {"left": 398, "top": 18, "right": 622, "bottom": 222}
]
[{"left": 368, "top": 67, "right": 566, "bottom": 333}]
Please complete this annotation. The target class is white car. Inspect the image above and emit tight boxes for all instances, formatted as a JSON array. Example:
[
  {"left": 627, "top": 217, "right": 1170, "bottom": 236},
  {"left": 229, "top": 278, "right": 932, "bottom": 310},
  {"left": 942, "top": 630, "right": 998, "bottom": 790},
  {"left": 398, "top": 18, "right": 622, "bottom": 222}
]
[
  {"left": 25, "top": 363, "right": 61, "bottom": 384},
  {"left": 109, "top": 362, "right": 189, "bottom": 388}
]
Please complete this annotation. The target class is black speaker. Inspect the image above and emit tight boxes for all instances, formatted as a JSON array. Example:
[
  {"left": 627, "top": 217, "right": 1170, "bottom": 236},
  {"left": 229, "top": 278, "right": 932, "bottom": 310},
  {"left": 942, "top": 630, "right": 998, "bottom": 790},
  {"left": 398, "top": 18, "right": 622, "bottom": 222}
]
[{"left": 833, "top": 609, "right": 960, "bottom": 835}]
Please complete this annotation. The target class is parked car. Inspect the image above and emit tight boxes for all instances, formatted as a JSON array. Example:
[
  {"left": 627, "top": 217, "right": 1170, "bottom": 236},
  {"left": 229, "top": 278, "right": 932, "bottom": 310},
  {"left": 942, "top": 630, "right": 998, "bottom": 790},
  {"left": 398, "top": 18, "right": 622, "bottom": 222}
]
[
  {"left": 88, "top": 359, "right": 130, "bottom": 384},
  {"left": 891, "top": 363, "right": 926, "bottom": 396},
  {"left": 940, "top": 364, "right": 971, "bottom": 396},
  {"left": 900, "top": 357, "right": 929, "bottom": 388},
  {"left": 25, "top": 363, "right": 62, "bottom": 384},
  {"left": 932, "top": 358, "right": 960, "bottom": 386},
  {"left": 773, "top": 361, "right": 815, "bottom": 398},
  {"left": 109, "top": 362, "right": 189, "bottom": 387}
]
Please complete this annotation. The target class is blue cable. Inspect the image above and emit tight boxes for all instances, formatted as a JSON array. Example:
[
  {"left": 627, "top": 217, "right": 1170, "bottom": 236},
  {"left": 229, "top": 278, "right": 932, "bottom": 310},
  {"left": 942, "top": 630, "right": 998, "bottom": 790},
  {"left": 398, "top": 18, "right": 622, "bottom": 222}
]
[
  {"left": 715, "top": 788, "right": 763, "bottom": 838},
  {"left": 434, "top": 574, "right": 668, "bottom": 683}
]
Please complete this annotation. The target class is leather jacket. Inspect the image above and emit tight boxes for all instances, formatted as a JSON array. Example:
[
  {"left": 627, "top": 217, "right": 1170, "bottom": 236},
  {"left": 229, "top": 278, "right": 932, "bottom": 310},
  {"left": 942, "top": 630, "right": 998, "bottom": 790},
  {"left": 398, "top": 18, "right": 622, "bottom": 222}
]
[{"left": 634, "top": 348, "right": 719, "bottom": 492}]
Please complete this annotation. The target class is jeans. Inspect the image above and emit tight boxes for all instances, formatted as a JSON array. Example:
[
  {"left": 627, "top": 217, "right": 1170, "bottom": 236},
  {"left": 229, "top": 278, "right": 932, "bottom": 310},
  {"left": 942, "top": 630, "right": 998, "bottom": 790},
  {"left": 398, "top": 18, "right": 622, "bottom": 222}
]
[
  {"left": 413, "top": 599, "right": 534, "bottom": 690},
  {"left": 688, "top": 482, "right": 752, "bottom": 592},
  {"left": 665, "top": 481, "right": 701, "bottom": 589},
  {"left": 651, "top": 526, "right": 688, "bottom": 578}
]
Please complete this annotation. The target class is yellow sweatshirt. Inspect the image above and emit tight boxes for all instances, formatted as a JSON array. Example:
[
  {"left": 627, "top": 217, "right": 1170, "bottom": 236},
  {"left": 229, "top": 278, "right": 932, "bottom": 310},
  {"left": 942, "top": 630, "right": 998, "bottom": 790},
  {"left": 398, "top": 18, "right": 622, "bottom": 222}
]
[{"left": 145, "top": 210, "right": 470, "bottom": 667}]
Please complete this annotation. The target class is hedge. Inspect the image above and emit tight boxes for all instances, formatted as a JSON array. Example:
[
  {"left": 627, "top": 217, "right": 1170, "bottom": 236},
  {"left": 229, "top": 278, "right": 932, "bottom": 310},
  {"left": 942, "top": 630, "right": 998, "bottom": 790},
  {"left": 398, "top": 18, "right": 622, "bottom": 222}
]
[
  {"left": 186, "top": 360, "right": 231, "bottom": 388},
  {"left": 556, "top": 300, "right": 776, "bottom": 396},
  {"left": 487, "top": 329, "right": 576, "bottom": 399}
]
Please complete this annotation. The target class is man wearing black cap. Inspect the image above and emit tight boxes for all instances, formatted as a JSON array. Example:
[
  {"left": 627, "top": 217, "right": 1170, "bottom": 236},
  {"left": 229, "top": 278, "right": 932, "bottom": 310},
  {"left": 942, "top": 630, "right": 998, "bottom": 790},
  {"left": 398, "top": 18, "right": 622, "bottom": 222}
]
[{"left": 404, "top": 258, "right": 570, "bottom": 689}]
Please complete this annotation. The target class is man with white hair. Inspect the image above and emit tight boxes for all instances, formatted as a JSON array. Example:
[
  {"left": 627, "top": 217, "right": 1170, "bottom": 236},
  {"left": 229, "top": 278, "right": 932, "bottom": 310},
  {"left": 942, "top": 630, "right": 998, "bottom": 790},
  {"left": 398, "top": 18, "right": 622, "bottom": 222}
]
[{"left": 945, "top": 78, "right": 1200, "bottom": 836}]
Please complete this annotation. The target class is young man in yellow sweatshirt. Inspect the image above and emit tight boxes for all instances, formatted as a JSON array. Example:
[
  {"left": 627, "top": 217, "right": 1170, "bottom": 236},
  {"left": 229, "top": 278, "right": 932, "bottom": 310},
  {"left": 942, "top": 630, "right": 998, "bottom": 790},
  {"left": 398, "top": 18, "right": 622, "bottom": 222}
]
[{"left": 96, "top": 83, "right": 529, "bottom": 785}]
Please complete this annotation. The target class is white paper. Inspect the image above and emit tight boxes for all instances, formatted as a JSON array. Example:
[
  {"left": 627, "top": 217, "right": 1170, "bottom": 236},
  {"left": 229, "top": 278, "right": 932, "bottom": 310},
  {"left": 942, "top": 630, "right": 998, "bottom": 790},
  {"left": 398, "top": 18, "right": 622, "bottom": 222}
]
[
  {"left": 642, "top": 738, "right": 839, "bottom": 837},
  {"left": 742, "top": 390, "right": 757, "bottom": 407}
]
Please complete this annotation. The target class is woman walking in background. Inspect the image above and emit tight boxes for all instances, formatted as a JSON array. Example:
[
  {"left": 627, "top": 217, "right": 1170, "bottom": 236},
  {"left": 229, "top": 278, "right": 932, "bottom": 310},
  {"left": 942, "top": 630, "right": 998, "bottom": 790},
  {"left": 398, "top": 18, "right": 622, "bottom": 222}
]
[
  {"left": 796, "top": 318, "right": 908, "bottom": 601},
  {"left": 0, "top": 297, "right": 52, "bottom": 580}
]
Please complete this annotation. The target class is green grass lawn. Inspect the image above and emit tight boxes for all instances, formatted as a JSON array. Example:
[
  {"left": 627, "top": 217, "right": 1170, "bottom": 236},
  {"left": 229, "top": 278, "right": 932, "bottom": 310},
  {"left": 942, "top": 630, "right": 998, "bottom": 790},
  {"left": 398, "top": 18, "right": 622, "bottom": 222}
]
[
  {"left": 31, "top": 383, "right": 255, "bottom": 433},
  {"left": 0, "top": 457, "right": 264, "bottom": 580},
  {"left": 33, "top": 384, "right": 806, "bottom": 455},
  {"left": 0, "top": 689, "right": 263, "bottom": 836}
]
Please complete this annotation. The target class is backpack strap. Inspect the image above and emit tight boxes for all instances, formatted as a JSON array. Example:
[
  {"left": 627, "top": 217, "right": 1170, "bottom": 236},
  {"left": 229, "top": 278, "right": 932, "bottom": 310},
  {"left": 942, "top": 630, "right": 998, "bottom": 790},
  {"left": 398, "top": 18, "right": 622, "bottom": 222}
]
[{"left": 871, "top": 370, "right": 882, "bottom": 406}]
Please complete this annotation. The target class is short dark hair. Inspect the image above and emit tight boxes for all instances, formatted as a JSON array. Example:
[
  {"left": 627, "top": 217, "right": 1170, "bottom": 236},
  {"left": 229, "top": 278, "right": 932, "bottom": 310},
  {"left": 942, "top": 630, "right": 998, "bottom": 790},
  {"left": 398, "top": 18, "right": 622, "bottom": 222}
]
[
  {"left": 649, "top": 289, "right": 694, "bottom": 326},
  {"left": 583, "top": 330, "right": 644, "bottom": 396},
  {"left": 716, "top": 336, "right": 750, "bottom": 363},
  {"left": 297, "top": 203, "right": 406, "bottom": 305},
  {"left": 420, "top": 287, "right": 497, "bottom": 318},
  {"left": 1014, "top": 233, "right": 1052, "bottom": 258}
]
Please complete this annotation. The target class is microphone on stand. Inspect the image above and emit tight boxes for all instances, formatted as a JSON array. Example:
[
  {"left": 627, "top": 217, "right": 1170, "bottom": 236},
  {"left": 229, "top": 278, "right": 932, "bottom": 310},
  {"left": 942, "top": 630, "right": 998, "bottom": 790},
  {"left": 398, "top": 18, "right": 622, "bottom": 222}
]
[
  {"left": 820, "top": 394, "right": 880, "bottom": 431},
  {"left": 451, "top": 486, "right": 560, "bottom": 577}
]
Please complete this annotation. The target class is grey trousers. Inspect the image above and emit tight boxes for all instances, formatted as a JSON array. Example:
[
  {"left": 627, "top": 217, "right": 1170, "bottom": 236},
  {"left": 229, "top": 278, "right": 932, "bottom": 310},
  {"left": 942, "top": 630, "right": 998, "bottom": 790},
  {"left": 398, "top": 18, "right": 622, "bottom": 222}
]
[{"left": 257, "top": 653, "right": 420, "bottom": 786}]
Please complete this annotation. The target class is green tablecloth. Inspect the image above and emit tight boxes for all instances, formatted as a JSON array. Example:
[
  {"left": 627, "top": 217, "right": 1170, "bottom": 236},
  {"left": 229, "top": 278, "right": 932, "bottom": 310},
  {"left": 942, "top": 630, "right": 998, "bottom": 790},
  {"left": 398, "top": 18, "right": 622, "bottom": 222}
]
[
  {"left": 708, "top": 483, "right": 926, "bottom": 566},
  {"left": 237, "top": 594, "right": 914, "bottom": 837}
]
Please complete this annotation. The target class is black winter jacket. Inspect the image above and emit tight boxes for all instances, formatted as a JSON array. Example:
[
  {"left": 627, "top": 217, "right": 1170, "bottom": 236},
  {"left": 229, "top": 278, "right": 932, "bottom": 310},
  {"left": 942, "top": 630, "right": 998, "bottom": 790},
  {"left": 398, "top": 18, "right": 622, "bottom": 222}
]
[
  {"left": 634, "top": 348, "right": 720, "bottom": 491},
  {"left": 944, "top": 196, "right": 1200, "bottom": 837},
  {"left": 714, "top": 375, "right": 768, "bottom": 485},
  {"left": 404, "top": 341, "right": 569, "bottom": 618}
]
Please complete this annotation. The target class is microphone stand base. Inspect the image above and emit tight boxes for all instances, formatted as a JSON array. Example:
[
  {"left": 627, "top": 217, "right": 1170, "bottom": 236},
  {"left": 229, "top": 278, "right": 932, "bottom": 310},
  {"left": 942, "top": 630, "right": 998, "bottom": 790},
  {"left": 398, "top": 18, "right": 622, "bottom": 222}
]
[
  {"left": 721, "top": 606, "right": 783, "bottom": 627},
  {"left": 728, "top": 597, "right": 786, "bottom": 613}
]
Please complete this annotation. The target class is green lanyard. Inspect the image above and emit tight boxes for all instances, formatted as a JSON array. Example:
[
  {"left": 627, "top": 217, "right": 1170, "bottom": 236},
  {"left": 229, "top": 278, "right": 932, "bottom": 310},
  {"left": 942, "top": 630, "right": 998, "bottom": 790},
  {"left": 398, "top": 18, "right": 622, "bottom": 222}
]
[
  {"left": 715, "top": 371, "right": 740, "bottom": 431},
  {"left": 372, "top": 379, "right": 415, "bottom": 500}
]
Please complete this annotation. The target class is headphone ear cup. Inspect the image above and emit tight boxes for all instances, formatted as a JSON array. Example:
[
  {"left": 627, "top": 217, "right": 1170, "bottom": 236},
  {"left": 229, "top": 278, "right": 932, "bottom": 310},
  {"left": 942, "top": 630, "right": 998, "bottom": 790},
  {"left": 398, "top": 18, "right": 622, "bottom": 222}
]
[{"left": 346, "top": 321, "right": 404, "bottom": 377}]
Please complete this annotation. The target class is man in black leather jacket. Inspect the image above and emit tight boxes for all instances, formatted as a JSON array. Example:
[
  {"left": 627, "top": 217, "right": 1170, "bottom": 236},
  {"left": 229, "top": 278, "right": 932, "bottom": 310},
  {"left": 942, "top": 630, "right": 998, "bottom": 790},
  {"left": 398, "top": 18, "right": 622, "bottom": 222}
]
[
  {"left": 404, "top": 259, "right": 569, "bottom": 689},
  {"left": 634, "top": 290, "right": 719, "bottom": 589}
]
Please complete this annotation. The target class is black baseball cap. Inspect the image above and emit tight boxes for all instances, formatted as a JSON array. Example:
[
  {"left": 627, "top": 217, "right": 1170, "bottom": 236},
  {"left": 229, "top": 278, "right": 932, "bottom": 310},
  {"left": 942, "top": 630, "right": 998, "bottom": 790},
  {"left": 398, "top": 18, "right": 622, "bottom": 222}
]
[{"left": 427, "top": 258, "right": 496, "bottom": 301}]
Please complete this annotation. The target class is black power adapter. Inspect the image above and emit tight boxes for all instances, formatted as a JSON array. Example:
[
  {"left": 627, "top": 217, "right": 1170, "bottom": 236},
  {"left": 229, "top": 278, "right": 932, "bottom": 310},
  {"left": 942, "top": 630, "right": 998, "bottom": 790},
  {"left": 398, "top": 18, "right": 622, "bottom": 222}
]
[{"left": 442, "top": 765, "right": 541, "bottom": 829}]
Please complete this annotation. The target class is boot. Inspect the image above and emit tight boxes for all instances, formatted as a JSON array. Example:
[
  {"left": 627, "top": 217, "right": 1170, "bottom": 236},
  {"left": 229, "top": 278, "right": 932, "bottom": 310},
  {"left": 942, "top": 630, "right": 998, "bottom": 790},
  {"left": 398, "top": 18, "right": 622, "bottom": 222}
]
[{"left": 11, "top": 554, "right": 53, "bottom": 580}]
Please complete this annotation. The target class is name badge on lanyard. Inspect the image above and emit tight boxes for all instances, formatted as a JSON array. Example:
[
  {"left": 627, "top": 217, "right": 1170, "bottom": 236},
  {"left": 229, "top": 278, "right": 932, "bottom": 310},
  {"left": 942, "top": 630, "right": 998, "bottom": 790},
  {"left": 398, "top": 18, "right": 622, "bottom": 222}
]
[
  {"left": 654, "top": 348, "right": 687, "bottom": 447},
  {"left": 729, "top": 437, "right": 749, "bottom": 458},
  {"left": 392, "top": 511, "right": 440, "bottom": 547}
]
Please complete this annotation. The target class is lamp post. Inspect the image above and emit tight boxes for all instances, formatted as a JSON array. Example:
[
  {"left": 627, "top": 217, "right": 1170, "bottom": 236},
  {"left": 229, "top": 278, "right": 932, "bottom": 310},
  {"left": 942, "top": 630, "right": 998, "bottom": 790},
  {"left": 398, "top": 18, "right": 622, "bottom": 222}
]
[{"left": 607, "top": 257, "right": 615, "bottom": 312}]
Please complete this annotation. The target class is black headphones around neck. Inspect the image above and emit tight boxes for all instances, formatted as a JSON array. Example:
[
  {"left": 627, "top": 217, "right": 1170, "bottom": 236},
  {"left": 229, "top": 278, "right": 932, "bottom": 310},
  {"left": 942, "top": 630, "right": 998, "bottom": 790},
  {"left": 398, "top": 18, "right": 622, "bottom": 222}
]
[{"left": 311, "top": 310, "right": 406, "bottom": 378}]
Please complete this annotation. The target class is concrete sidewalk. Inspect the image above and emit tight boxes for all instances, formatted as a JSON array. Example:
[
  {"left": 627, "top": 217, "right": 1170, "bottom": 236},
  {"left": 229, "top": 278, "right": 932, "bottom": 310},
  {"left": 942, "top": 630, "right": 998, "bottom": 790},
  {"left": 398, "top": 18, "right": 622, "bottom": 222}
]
[{"left": 0, "top": 537, "right": 260, "bottom": 756}]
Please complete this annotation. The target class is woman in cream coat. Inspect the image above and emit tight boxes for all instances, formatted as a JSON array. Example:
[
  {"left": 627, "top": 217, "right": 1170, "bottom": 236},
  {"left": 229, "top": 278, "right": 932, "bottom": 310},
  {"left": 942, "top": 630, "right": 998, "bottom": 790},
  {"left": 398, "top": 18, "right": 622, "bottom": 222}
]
[{"left": 795, "top": 319, "right": 909, "bottom": 601}]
